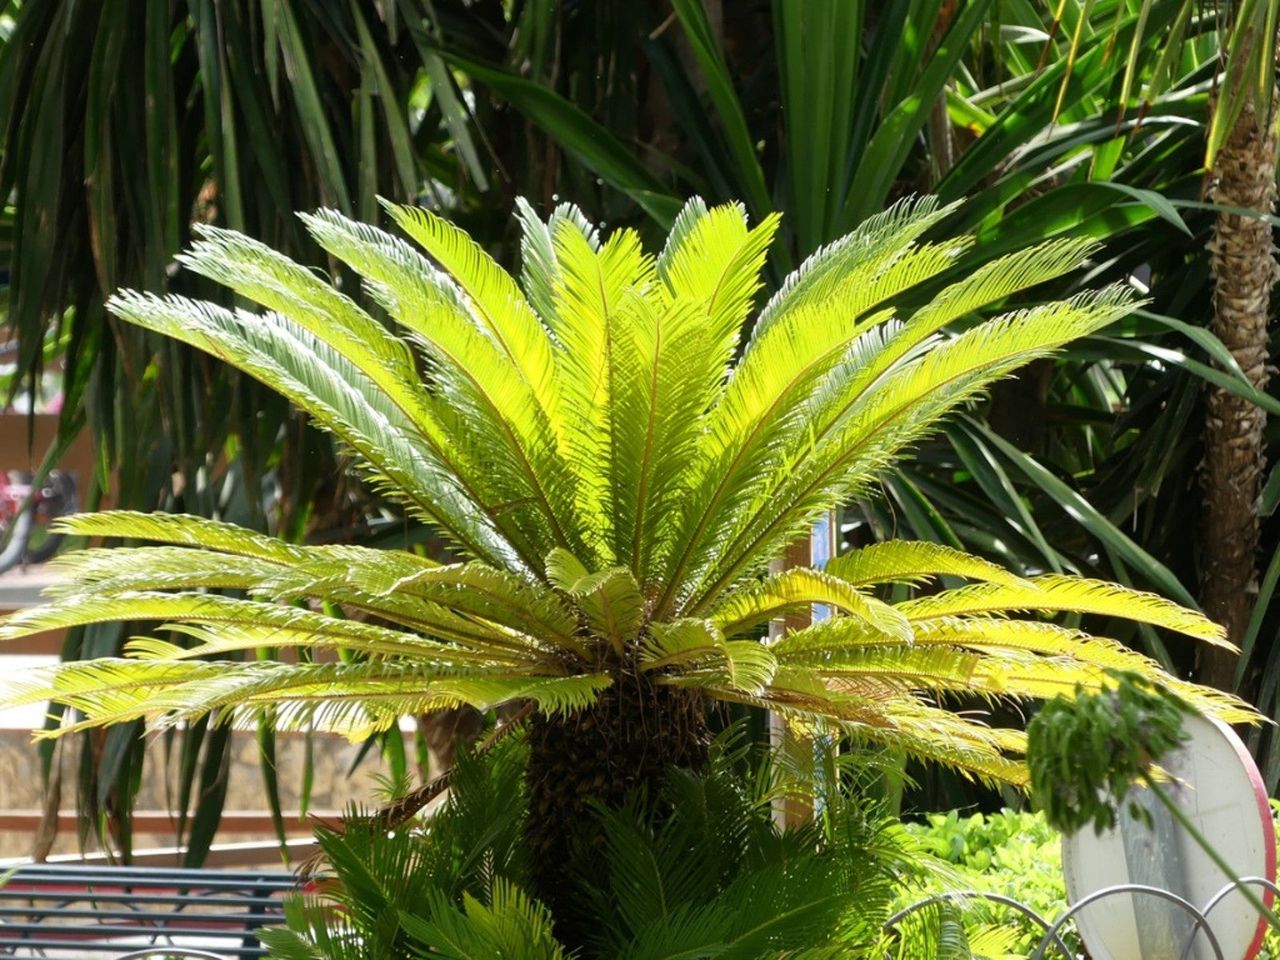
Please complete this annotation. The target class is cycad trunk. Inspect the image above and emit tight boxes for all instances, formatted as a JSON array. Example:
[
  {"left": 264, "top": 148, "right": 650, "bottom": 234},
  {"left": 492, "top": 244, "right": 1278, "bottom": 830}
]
[
  {"left": 523, "top": 673, "right": 709, "bottom": 940},
  {"left": 1200, "top": 79, "right": 1279, "bottom": 691}
]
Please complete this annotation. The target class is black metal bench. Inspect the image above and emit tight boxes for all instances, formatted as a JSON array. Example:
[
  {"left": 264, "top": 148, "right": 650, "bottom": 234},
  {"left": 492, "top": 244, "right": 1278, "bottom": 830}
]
[{"left": 0, "top": 863, "right": 299, "bottom": 958}]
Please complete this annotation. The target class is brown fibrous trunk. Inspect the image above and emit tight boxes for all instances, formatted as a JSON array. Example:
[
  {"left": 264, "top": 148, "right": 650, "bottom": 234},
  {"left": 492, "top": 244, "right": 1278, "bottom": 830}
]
[
  {"left": 1200, "top": 67, "right": 1279, "bottom": 691},
  {"left": 523, "top": 673, "right": 709, "bottom": 940}
]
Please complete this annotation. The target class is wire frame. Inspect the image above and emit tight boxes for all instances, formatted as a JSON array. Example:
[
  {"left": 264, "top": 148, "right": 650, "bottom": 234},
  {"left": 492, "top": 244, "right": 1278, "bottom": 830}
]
[{"left": 885, "top": 877, "right": 1280, "bottom": 960}]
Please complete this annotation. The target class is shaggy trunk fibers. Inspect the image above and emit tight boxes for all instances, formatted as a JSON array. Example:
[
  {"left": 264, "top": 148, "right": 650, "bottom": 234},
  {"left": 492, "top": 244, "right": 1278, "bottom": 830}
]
[
  {"left": 1201, "top": 69, "right": 1279, "bottom": 691},
  {"left": 523, "top": 673, "right": 710, "bottom": 943}
]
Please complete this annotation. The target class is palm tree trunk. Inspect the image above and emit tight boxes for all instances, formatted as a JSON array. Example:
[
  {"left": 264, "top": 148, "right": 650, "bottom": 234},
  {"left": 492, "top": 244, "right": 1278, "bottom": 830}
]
[
  {"left": 1199, "top": 72, "right": 1279, "bottom": 691},
  {"left": 523, "top": 675, "right": 709, "bottom": 944}
]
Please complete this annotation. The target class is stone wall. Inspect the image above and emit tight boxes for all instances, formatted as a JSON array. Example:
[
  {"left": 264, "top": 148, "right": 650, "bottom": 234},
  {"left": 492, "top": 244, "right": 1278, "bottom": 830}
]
[{"left": 0, "top": 727, "right": 410, "bottom": 859}]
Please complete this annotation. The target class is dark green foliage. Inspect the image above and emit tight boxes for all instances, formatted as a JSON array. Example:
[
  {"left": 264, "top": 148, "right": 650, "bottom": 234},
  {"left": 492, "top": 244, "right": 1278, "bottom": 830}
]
[
  {"left": 261, "top": 731, "right": 929, "bottom": 959},
  {"left": 0, "top": 0, "right": 457, "bottom": 859},
  {"left": 1027, "top": 671, "right": 1190, "bottom": 835},
  {"left": 261, "top": 738, "right": 530, "bottom": 959}
]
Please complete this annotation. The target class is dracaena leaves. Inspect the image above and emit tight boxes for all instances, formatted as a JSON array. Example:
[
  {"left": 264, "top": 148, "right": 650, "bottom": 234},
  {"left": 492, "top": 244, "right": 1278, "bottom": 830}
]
[{"left": 0, "top": 197, "right": 1253, "bottom": 783}]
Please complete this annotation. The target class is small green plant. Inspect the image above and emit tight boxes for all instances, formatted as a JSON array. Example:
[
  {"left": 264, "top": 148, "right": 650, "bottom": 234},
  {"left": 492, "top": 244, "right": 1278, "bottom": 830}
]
[
  {"left": 1028, "top": 670, "right": 1190, "bottom": 834},
  {"left": 262, "top": 732, "right": 931, "bottom": 960},
  {"left": 1029, "top": 674, "right": 1280, "bottom": 943}
]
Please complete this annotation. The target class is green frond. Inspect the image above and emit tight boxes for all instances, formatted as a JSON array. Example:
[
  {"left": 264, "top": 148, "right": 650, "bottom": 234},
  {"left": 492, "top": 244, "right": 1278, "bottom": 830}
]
[
  {"left": 546, "top": 549, "right": 644, "bottom": 646},
  {"left": 963, "top": 656, "right": 1112, "bottom": 699},
  {"left": 301, "top": 206, "right": 580, "bottom": 568},
  {"left": 640, "top": 619, "right": 777, "bottom": 693},
  {"left": 12, "top": 658, "right": 607, "bottom": 740},
  {"left": 177, "top": 228, "right": 549, "bottom": 565},
  {"left": 369, "top": 560, "right": 581, "bottom": 647},
  {"left": 750, "top": 195, "right": 958, "bottom": 343},
  {"left": 687, "top": 286, "right": 1139, "bottom": 607},
  {"left": 551, "top": 221, "right": 657, "bottom": 557},
  {"left": 400, "top": 881, "right": 568, "bottom": 960},
  {"left": 658, "top": 202, "right": 780, "bottom": 366},
  {"left": 380, "top": 199, "right": 559, "bottom": 420},
  {"left": 654, "top": 305, "right": 894, "bottom": 611},
  {"left": 900, "top": 575, "right": 1230, "bottom": 646},
  {"left": 657, "top": 211, "right": 979, "bottom": 612},
  {"left": 825, "top": 541, "right": 1030, "bottom": 588},
  {"left": 106, "top": 290, "right": 517, "bottom": 568},
  {"left": 515, "top": 196, "right": 600, "bottom": 327},
  {"left": 179, "top": 224, "right": 418, "bottom": 382},
  {"left": 773, "top": 615, "right": 1251, "bottom": 725},
  {"left": 814, "top": 645, "right": 987, "bottom": 694},
  {"left": 1157, "top": 678, "right": 1259, "bottom": 726},
  {"left": 638, "top": 618, "right": 726, "bottom": 668},
  {"left": 52, "top": 510, "right": 309, "bottom": 562},
  {"left": 0, "top": 588, "right": 538, "bottom": 664},
  {"left": 704, "top": 676, "right": 1029, "bottom": 787},
  {"left": 45, "top": 546, "right": 285, "bottom": 598},
  {"left": 42, "top": 530, "right": 555, "bottom": 657},
  {"left": 656, "top": 196, "right": 709, "bottom": 277},
  {"left": 707, "top": 568, "right": 912, "bottom": 641},
  {"left": 608, "top": 295, "right": 719, "bottom": 581},
  {"left": 910, "top": 617, "right": 1159, "bottom": 665},
  {"left": 900, "top": 236, "right": 1102, "bottom": 346},
  {"left": 123, "top": 616, "right": 538, "bottom": 667}
]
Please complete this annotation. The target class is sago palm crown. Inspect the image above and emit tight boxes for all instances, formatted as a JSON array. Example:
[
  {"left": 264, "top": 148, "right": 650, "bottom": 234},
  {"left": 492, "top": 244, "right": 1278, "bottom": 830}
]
[{"left": 0, "top": 197, "right": 1248, "bottom": 897}]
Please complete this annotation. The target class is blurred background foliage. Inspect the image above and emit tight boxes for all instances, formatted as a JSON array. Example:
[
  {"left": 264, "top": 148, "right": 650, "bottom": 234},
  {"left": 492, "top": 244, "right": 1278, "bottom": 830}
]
[{"left": 0, "top": 0, "right": 1277, "bottom": 857}]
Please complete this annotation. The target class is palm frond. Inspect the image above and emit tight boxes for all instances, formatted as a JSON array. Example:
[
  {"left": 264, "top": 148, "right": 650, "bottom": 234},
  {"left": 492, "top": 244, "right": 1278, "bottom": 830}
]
[
  {"left": 52, "top": 511, "right": 310, "bottom": 561},
  {"left": 369, "top": 561, "right": 581, "bottom": 647},
  {"left": 608, "top": 295, "right": 712, "bottom": 582},
  {"left": 639, "top": 619, "right": 777, "bottom": 694},
  {"left": 750, "top": 195, "right": 957, "bottom": 343},
  {"left": 381, "top": 200, "right": 583, "bottom": 563},
  {"left": 550, "top": 222, "right": 656, "bottom": 557},
  {"left": 515, "top": 197, "right": 600, "bottom": 328},
  {"left": 687, "top": 287, "right": 1138, "bottom": 607},
  {"left": 381, "top": 200, "right": 559, "bottom": 421},
  {"left": 178, "top": 224, "right": 418, "bottom": 382},
  {"left": 658, "top": 202, "right": 780, "bottom": 368},
  {"left": 399, "top": 881, "right": 568, "bottom": 960},
  {"left": 825, "top": 540, "right": 1030, "bottom": 588},
  {"left": 45, "top": 546, "right": 286, "bottom": 597},
  {"left": 901, "top": 575, "right": 1230, "bottom": 645},
  {"left": 0, "top": 590, "right": 521, "bottom": 665},
  {"left": 706, "top": 676, "right": 1030, "bottom": 787},
  {"left": 13, "top": 657, "right": 608, "bottom": 739},
  {"left": 706, "top": 568, "right": 911, "bottom": 641},
  {"left": 301, "top": 206, "right": 581, "bottom": 567},
  {"left": 546, "top": 549, "right": 645, "bottom": 647},
  {"left": 106, "top": 290, "right": 517, "bottom": 568}
]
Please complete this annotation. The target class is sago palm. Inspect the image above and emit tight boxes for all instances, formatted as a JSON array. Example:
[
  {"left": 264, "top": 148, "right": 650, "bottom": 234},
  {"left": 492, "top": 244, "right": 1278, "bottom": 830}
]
[{"left": 0, "top": 196, "right": 1250, "bottom": 913}]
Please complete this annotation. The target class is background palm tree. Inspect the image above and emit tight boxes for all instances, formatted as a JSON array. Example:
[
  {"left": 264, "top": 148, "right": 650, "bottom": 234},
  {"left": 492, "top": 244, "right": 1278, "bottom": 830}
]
[{"left": 1197, "top": 1, "right": 1279, "bottom": 688}]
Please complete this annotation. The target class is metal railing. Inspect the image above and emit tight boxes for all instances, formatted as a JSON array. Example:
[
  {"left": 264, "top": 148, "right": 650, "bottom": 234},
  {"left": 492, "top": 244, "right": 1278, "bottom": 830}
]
[{"left": 885, "top": 877, "right": 1280, "bottom": 959}]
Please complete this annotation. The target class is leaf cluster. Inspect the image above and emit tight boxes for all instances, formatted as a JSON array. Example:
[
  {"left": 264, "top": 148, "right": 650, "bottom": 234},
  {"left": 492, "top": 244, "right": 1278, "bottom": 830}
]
[
  {"left": 262, "top": 732, "right": 929, "bottom": 960},
  {"left": 1027, "top": 670, "right": 1190, "bottom": 835}
]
